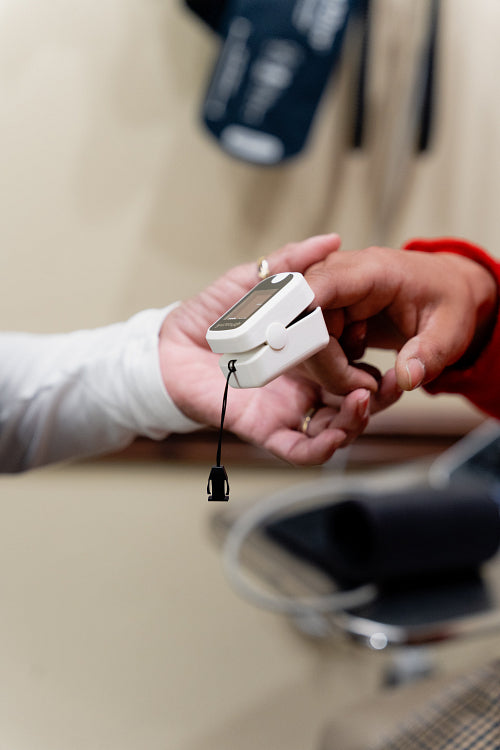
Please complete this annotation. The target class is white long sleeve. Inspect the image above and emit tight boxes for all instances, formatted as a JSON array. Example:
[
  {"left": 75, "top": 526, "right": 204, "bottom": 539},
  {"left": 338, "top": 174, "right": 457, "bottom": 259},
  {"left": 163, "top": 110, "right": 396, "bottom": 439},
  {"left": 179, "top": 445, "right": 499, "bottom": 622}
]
[{"left": 0, "top": 306, "right": 201, "bottom": 473}]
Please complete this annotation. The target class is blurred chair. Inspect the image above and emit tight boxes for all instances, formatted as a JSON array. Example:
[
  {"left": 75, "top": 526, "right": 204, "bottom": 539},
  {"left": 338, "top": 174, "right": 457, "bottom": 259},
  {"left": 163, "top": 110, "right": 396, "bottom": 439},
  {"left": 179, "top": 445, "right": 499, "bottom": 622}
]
[{"left": 318, "top": 657, "right": 500, "bottom": 750}]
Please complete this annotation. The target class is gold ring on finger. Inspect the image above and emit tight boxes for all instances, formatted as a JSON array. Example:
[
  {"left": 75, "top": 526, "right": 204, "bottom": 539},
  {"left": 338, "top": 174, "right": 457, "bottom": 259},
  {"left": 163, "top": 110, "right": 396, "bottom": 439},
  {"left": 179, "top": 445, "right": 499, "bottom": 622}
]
[
  {"left": 256, "top": 256, "right": 270, "bottom": 280},
  {"left": 301, "top": 407, "right": 318, "bottom": 435}
]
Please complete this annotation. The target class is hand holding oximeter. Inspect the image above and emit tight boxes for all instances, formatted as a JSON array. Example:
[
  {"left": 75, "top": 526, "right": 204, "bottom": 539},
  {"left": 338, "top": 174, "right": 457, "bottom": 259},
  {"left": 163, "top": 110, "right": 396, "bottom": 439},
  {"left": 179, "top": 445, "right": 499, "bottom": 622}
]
[{"left": 206, "top": 272, "right": 329, "bottom": 387}]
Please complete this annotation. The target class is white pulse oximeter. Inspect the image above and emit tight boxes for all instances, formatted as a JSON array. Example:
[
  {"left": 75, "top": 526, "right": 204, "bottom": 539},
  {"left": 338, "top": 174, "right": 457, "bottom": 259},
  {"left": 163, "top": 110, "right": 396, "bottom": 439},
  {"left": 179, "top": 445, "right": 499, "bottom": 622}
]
[{"left": 206, "top": 272, "right": 330, "bottom": 388}]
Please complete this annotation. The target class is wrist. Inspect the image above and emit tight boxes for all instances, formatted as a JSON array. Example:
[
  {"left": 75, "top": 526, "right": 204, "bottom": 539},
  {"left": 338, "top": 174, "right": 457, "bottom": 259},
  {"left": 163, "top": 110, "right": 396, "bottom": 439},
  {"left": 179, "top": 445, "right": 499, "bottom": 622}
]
[
  {"left": 442, "top": 252, "right": 498, "bottom": 368},
  {"left": 404, "top": 237, "right": 499, "bottom": 369},
  {"left": 156, "top": 305, "right": 205, "bottom": 433}
]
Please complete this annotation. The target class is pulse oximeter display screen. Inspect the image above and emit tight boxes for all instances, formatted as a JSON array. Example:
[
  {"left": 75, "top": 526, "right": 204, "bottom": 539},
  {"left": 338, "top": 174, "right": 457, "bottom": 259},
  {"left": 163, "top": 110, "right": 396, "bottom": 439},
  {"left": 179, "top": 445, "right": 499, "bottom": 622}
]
[{"left": 210, "top": 288, "right": 278, "bottom": 330}]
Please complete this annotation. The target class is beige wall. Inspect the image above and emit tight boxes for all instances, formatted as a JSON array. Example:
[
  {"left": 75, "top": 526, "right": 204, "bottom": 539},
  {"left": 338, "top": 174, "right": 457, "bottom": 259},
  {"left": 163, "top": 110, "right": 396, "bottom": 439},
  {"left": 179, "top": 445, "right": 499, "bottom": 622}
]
[{"left": 1, "top": 0, "right": 498, "bottom": 426}]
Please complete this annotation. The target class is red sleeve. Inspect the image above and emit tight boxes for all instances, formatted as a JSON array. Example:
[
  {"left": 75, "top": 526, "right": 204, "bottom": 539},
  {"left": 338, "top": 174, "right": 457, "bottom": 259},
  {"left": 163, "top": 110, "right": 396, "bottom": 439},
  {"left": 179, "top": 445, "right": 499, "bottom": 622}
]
[{"left": 403, "top": 237, "right": 500, "bottom": 419}]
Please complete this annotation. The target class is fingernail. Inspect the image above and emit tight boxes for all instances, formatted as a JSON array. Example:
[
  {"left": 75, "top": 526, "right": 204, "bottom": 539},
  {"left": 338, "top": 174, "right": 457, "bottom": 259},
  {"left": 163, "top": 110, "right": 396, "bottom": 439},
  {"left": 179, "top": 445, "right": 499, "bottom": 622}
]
[
  {"left": 405, "top": 358, "right": 425, "bottom": 389},
  {"left": 358, "top": 393, "right": 371, "bottom": 420},
  {"left": 351, "top": 321, "right": 367, "bottom": 342}
]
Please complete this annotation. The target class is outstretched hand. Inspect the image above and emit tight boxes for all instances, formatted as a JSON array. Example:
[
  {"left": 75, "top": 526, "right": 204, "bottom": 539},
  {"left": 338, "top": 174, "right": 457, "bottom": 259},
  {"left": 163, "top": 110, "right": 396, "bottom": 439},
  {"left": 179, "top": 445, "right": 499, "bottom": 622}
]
[
  {"left": 158, "top": 235, "right": 397, "bottom": 465},
  {"left": 304, "top": 244, "right": 498, "bottom": 398}
]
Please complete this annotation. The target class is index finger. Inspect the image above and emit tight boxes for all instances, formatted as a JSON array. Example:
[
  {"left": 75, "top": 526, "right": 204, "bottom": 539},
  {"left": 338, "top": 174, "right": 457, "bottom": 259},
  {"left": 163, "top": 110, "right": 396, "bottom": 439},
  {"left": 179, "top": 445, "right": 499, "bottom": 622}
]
[{"left": 305, "top": 247, "right": 397, "bottom": 314}]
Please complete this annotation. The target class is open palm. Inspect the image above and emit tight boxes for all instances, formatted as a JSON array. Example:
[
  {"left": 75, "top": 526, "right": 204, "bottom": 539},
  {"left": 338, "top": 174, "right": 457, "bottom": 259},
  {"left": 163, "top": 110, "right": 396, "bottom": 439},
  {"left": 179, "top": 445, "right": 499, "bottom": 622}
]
[{"left": 159, "top": 236, "right": 398, "bottom": 465}]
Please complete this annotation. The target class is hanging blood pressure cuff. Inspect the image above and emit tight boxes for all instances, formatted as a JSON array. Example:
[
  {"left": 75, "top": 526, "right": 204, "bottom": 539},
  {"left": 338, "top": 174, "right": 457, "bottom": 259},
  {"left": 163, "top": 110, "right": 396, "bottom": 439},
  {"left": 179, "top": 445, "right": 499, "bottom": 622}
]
[
  {"left": 264, "top": 485, "right": 500, "bottom": 587},
  {"left": 184, "top": 0, "right": 356, "bottom": 164}
]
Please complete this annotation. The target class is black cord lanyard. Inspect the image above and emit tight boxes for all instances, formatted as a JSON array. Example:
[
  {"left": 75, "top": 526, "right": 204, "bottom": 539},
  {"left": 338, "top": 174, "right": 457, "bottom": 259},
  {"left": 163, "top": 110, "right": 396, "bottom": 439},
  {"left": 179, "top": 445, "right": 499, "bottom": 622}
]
[{"left": 207, "top": 359, "right": 237, "bottom": 501}]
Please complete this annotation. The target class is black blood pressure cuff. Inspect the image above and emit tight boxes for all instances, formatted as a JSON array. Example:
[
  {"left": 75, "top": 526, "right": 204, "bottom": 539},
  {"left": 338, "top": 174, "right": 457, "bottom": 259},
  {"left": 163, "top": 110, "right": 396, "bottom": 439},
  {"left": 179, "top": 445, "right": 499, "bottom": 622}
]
[
  {"left": 185, "top": 0, "right": 358, "bottom": 164},
  {"left": 265, "top": 485, "right": 500, "bottom": 587}
]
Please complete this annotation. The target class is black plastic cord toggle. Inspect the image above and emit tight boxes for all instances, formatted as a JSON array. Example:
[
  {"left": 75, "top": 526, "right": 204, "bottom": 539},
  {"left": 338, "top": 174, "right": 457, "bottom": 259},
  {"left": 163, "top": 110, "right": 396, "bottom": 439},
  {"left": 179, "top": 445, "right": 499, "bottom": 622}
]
[
  {"left": 207, "top": 359, "right": 236, "bottom": 501},
  {"left": 207, "top": 465, "right": 230, "bottom": 502}
]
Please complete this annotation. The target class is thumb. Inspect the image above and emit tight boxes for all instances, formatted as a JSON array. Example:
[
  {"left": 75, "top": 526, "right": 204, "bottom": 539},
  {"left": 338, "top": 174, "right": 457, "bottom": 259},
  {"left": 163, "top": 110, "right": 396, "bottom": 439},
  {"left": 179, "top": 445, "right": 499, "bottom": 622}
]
[
  {"left": 395, "top": 324, "right": 473, "bottom": 391},
  {"left": 265, "top": 233, "right": 342, "bottom": 276},
  {"left": 395, "top": 300, "right": 476, "bottom": 391}
]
